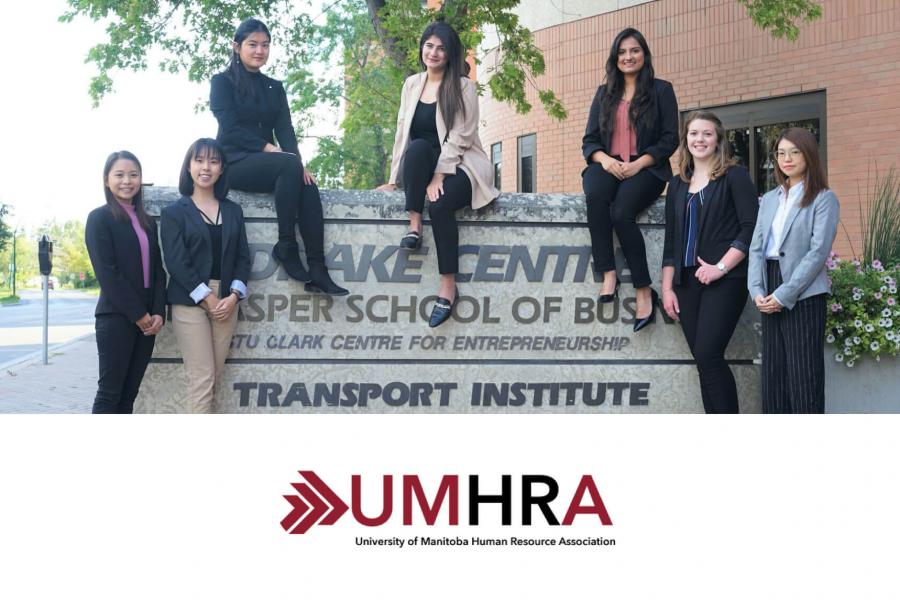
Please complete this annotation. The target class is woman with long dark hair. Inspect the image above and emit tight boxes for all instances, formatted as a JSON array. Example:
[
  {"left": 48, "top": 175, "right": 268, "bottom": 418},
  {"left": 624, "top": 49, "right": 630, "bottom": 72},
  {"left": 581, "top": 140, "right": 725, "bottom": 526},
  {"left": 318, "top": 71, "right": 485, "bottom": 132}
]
[
  {"left": 160, "top": 138, "right": 251, "bottom": 413},
  {"left": 376, "top": 21, "right": 499, "bottom": 327},
  {"left": 748, "top": 128, "right": 839, "bottom": 413},
  {"left": 582, "top": 28, "right": 679, "bottom": 332},
  {"left": 85, "top": 151, "right": 166, "bottom": 413},
  {"left": 210, "top": 18, "right": 347, "bottom": 295},
  {"left": 661, "top": 111, "right": 759, "bottom": 413}
]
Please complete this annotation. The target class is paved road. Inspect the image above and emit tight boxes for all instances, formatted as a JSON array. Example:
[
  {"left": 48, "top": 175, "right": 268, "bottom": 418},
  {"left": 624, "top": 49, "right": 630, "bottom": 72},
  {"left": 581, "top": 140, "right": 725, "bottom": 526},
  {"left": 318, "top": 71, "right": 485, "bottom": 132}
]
[{"left": 0, "top": 290, "right": 97, "bottom": 366}]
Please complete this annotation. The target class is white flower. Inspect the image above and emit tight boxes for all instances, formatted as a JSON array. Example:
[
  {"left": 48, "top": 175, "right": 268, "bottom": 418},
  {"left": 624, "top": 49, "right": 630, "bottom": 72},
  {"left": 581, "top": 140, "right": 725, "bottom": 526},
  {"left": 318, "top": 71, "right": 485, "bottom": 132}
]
[
  {"left": 891, "top": 287, "right": 898, "bottom": 294},
  {"left": 826, "top": 334, "right": 835, "bottom": 343},
  {"left": 835, "top": 354, "right": 844, "bottom": 362},
  {"left": 847, "top": 360, "right": 855, "bottom": 368},
  {"left": 871, "top": 341, "right": 880, "bottom": 351},
  {"left": 884, "top": 319, "right": 893, "bottom": 328},
  {"left": 853, "top": 293, "right": 862, "bottom": 301},
  {"left": 887, "top": 331, "right": 895, "bottom": 341},
  {"left": 854, "top": 319, "right": 863, "bottom": 328},
  {"left": 845, "top": 337, "right": 853, "bottom": 346},
  {"left": 837, "top": 327, "right": 844, "bottom": 334},
  {"left": 853, "top": 336, "right": 861, "bottom": 345},
  {"left": 884, "top": 308, "right": 892, "bottom": 317},
  {"left": 865, "top": 323, "right": 875, "bottom": 332}
]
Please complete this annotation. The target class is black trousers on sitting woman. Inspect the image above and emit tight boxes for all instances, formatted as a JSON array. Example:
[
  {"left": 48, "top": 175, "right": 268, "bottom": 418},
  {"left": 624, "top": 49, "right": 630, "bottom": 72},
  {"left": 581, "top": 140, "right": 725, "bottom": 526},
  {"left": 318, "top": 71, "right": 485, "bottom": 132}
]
[
  {"left": 228, "top": 152, "right": 325, "bottom": 263},
  {"left": 674, "top": 267, "right": 748, "bottom": 413},
  {"left": 582, "top": 159, "right": 666, "bottom": 287},
  {"left": 402, "top": 138, "right": 473, "bottom": 275}
]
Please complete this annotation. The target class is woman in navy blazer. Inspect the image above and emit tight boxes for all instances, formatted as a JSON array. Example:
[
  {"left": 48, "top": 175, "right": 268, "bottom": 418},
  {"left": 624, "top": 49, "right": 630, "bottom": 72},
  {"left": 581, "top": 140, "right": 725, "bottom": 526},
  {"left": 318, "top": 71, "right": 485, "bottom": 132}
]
[
  {"left": 748, "top": 128, "right": 839, "bottom": 413},
  {"left": 210, "top": 18, "right": 346, "bottom": 296},
  {"left": 161, "top": 138, "right": 250, "bottom": 412},
  {"left": 85, "top": 151, "right": 166, "bottom": 414},
  {"left": 661, "top": 111, "right": 759, "bottom": 413},
  {"left": 582, "top": 28, "right": 679, "bottom": 332}
]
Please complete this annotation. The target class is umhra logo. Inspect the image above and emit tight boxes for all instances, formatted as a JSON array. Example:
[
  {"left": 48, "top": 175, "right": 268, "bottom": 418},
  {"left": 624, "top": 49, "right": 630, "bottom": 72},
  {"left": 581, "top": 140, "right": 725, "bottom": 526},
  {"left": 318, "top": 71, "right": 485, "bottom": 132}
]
[{"left": 281, "top": 470, "right": 612, "bottom": 534}]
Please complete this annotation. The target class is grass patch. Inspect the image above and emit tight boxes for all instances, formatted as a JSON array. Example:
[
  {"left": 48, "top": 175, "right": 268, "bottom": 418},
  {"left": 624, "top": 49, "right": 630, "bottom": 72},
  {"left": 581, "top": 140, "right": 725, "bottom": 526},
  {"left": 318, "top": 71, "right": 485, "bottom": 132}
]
[{"left": 0, "top": 294, "right": 21, "bottom": 305}]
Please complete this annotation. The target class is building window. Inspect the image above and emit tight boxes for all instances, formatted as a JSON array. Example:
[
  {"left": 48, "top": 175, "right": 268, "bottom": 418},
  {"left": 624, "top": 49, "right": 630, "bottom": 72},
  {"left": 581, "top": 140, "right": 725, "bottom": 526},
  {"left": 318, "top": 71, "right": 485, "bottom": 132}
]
[
  {"left": 690, "top": 92, "right": 826, "bottom": 196},
  {"left": 491, "top": 142, "right": 502, "bottom": 190},
  {"left": 517, "top": 134, "right": 536, "bottom": 193}
]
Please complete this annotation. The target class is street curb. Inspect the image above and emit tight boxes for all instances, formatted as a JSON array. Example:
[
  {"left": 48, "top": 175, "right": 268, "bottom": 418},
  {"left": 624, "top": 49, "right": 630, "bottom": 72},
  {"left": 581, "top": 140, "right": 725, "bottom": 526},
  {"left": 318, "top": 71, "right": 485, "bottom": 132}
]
[{"left": 0, "top": 332, "right": 95, "bottom": 373}]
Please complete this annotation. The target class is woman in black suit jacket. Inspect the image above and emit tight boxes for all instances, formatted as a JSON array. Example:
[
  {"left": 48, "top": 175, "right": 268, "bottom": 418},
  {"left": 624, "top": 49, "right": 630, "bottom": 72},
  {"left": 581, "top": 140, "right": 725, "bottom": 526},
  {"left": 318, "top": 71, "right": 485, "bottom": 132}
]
[
  {"left": 160, "top": 138, "right": 250, "bottom": 413},
  {"left": 210, "top": 18, "right": 346, "bottom": 296},
  {"left": 582, "top": 28, "right": 679, "bottom": 332},
  {"left": 85, "top": 151, "right": 166, "bottom": 414},
  {"left": 661, "top": 111, "right": 759, "bottom": 413}
]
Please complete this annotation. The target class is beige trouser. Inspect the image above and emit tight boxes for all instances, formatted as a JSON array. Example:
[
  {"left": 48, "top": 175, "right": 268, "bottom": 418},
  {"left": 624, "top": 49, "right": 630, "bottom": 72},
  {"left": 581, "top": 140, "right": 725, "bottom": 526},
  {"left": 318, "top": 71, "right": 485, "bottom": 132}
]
[{"left": 171, "top": 280, "right": 238, "bottom": 413}]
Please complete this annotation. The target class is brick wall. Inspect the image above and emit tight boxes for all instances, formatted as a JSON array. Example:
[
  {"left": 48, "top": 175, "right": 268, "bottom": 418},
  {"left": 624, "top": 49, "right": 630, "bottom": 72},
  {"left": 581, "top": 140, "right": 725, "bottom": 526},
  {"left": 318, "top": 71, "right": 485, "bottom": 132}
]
[{"left": 477, "top": 0, "right": 900, "bottom": 257}]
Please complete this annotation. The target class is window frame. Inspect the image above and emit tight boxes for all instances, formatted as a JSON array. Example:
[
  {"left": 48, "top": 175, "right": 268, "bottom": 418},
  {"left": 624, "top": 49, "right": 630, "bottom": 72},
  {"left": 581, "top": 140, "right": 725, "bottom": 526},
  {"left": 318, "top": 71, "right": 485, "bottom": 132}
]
[{"left": 517, "top": 133, "right": 537, "bottom": 193}]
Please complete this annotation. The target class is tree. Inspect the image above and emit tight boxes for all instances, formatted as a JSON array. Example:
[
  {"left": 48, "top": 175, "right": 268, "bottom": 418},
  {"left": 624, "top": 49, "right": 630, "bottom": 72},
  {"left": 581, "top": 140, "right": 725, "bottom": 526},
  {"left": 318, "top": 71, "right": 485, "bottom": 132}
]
[
  {"left": 738, "top": 0, "right": 823, "bottom": 41},
  {"left": 0, "top": 204, "right": 12, "bottom": 253}
]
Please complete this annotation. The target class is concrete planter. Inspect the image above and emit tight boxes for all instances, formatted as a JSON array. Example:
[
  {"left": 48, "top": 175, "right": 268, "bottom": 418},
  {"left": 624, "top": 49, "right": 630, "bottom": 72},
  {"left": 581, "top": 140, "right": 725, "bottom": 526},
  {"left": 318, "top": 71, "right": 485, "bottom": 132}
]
[{"left": 825, "top": 356, "right": 900, "bottom": 413}]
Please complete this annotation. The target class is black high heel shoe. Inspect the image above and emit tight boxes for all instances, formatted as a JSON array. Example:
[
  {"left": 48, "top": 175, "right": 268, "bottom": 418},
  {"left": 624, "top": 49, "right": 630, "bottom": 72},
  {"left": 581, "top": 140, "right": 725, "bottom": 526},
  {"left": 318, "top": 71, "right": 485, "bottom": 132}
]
[
  {"left": 598, "top": 279, "right": 620, "bottom": 303},
  {"left": 429, "top": 286, "right": 458, "bottom": 328},
  {"left": 633, "top": 288, "right": 659, "bottom": 332},
  {"left": 273, "top": 241, "right": 311, "bottom": 283},
  {"left": 305, "top": 261, "right": 349, "bottom": 296}
]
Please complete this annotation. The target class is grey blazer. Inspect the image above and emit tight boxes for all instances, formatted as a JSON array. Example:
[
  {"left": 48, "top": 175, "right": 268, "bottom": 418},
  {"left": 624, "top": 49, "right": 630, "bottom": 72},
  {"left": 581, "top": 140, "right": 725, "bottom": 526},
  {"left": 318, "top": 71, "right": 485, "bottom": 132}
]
[{"left": 748, "top": 187, "right": 839, "bottom": 310}]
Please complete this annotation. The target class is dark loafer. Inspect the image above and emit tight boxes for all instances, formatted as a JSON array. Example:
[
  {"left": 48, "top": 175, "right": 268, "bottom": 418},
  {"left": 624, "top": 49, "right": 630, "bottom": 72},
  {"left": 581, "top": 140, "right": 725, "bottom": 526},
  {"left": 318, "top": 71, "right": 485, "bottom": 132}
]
[
  {"left": 400, "top": 230, "right": 422, "bottom": 250},
  {"left": 428, "top": 289, "right": 457, "bottom": 328}
]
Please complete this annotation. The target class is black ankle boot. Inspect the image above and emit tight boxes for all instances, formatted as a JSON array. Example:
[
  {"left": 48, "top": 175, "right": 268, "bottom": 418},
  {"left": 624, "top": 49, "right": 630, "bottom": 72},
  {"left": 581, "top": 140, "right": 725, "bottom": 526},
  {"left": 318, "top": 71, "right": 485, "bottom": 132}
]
[
  {"left": 306, "top": 261, "right": 349, "bottom": 296},
  {"left": 273, "top": 241, "right": 311, "bottom": 282}
]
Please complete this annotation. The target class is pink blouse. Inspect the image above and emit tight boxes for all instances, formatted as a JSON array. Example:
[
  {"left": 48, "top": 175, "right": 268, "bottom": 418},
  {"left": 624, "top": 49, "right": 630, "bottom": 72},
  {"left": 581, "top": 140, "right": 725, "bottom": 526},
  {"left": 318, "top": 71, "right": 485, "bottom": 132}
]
[
  {"left": 121, "top": 203, "right": 150, "bottom": 288},
  {"left": 610, "top": 100, "right": 638, "bottom": 160}
]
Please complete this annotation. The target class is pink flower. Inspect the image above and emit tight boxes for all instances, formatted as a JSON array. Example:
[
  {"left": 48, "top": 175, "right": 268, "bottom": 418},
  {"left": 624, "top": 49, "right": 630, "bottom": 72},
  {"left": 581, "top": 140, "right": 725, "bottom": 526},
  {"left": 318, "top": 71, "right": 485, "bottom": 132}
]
[
  {"left": 875, "top": 292, "right": 883, "bottom": 300},
  {"left": 873, "top": 260, "right": 884, "bottom": 271},
  {"left": 889, "top": 298, "right": 897, "bottom": 306},
  {"left": 830, "top": 303, "right": 842, "bottom": 313}
]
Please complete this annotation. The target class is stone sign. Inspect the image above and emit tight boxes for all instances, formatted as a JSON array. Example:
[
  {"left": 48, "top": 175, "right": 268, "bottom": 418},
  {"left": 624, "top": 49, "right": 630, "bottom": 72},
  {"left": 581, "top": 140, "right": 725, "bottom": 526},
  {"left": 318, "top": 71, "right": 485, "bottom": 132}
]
[{"left": 138, "top": 188, "right": 762, "bottom": 413}]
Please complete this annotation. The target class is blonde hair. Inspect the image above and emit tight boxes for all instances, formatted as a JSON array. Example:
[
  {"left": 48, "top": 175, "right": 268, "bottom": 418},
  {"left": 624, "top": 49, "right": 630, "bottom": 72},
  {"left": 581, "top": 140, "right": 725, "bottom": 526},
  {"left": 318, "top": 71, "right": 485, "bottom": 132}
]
[{"left": 677, "top": 110, "right": 736, "bottom": 182}]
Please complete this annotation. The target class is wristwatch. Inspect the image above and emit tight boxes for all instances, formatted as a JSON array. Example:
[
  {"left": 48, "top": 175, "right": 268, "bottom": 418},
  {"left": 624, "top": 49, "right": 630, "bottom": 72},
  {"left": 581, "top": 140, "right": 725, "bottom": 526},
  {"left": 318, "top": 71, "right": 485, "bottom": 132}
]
[{"left": 716, "top": 262, "right": 728, "bottom": 274}]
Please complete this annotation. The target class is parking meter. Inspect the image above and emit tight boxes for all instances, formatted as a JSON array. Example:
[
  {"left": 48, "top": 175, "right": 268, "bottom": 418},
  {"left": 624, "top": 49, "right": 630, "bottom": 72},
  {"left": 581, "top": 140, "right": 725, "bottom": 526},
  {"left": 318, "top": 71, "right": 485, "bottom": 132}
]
[{"left": 38, "top": 235, "right": 53, "bottom": 276}]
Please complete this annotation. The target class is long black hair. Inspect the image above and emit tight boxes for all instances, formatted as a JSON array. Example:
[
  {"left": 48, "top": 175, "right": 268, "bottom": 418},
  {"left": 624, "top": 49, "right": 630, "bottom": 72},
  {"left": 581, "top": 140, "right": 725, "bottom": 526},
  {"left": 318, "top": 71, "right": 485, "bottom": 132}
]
[
  {"left": 225, "top": 18, "right": 271, "bottom": 98},
  {"left": 599, "top": 28, "right": 655, "bottom": 136},
  {"left": 419, "top": 21, "right": 467, "bottom": 132},
  {"left": 103, "top": 150, "right": 152, "bottom": 230},
  {"left": 178, "top": 138, "right": 230, "bottom": 201}
]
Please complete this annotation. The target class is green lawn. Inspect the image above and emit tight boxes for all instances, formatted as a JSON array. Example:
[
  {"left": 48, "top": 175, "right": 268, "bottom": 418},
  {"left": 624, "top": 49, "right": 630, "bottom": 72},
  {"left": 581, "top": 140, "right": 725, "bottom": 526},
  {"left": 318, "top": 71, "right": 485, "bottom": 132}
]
[{"left": 0, "top": 294, "right": 21, "bottom": 305}]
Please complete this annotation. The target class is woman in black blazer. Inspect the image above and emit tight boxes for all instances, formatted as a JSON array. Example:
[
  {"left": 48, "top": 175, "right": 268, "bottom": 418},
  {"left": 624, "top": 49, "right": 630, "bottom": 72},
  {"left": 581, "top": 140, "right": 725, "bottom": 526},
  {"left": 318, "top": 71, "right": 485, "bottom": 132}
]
[
  {"left": 85, "top": 151, "right": 166, "bottom": 414},
  {"left": 661, "top": 111, "right": 759, "bottom": 413},
  {"left": 160, "top": 138, "right": 250, "bottom": 413},
  {"left": 582, "top": 28, "right": 679, "bottom": 332},
  {"left": 210, "top": 18, "right": 346, "bottom": 296}
]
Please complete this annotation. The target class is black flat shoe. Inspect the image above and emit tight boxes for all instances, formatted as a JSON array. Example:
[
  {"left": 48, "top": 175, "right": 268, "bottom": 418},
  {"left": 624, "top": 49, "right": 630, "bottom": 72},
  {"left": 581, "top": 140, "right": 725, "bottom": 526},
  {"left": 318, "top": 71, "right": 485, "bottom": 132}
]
[
  {"left": 400, "top": 230, "right": 422, "bottom": 250},
  {"left": 305, "top": 262, "right": 349, "bottom": 296},
  {"left": 598, "top": 279, "right": 620, "bottom": 303},
  {"left": 429, "top": 287, "right": 458, "bottom": 328},
  {"left": 633, "top": 288, "right": 659, "bottom": 332},
  {"left": 273, "top": 241, "right": 311, "bottom": 283}
]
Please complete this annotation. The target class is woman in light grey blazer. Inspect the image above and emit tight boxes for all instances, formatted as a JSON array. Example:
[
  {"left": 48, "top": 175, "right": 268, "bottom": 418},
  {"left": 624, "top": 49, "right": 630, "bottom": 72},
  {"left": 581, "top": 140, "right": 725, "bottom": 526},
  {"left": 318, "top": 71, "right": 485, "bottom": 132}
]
[{"left": 747, "top": 128, "right": 839, "bottom": 413}]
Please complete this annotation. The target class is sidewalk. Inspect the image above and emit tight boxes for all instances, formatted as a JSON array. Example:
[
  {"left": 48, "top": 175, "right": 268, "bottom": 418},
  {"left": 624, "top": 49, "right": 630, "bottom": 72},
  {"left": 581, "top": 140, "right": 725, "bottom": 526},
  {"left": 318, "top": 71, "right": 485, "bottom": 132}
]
[{"left": 0, "top": 335, "right": 96, "bottom": 413}]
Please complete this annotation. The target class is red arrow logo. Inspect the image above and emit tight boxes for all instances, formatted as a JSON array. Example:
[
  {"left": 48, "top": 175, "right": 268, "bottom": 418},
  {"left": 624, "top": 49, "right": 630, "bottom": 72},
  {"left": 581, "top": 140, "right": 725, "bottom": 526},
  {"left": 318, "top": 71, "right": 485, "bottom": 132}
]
[{"left": 281, "top": 470, "right": 349, "bottom": 534}]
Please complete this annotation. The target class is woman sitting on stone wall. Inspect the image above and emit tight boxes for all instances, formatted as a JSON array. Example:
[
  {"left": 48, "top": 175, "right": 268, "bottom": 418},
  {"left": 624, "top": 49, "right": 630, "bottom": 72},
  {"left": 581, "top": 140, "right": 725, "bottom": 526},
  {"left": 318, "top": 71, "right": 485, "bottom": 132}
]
[
  {"left": 582, "top": 27, "right": 679, "bottom": 332},
  {"left": 376, "top": 21, "right": 499, "bottom": 328},
  {"left": 210, "top": 18, "right": 347, "bottom": 295}
]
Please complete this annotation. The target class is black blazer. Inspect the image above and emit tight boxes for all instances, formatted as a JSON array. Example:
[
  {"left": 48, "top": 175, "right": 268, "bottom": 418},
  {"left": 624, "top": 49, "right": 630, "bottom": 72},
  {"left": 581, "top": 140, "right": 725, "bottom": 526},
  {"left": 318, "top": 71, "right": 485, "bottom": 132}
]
[
  {"left": 662, "top": 166, "right": 759, "bottom": 286},
  {"left": 85, "top": 205, "right": 166, "bottom": 322},
  {"left": 210, "top": 71, "right": 300, "bottom": 163},
  {"left": 581, "top": 78, "right": 679, "bottom": 182},
  {"left": 159, "top": 196, "right": 251, "bottom": 306}
]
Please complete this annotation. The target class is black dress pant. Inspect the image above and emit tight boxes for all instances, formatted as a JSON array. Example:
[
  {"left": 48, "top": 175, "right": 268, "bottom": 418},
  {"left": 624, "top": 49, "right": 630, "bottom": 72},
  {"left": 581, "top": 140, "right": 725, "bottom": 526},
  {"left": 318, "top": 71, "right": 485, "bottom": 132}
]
[
  {"left": 94, "top": 312, "right": 156, "bottom": 414},
  {"left": 674, "top": 268, "right": 748, "bottom": 413},
  {"left": 228, "top": 152, "right": 325, "bottom": 263},
  {"left": 402, "top": 138, "right": 473, "bottom": 274},
  {"left": 762, "top": 260, "right": 826, "bottom": 413},
  {"left": 582, "top": 160, "right": 666, "bottom": 288}
]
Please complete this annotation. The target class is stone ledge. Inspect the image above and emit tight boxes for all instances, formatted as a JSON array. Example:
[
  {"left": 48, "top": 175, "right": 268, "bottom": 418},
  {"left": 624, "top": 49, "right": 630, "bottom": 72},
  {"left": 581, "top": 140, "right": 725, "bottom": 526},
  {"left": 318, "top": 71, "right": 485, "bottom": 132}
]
[{"left": 144, "top": 187, "right": 667, "bottom": 225}]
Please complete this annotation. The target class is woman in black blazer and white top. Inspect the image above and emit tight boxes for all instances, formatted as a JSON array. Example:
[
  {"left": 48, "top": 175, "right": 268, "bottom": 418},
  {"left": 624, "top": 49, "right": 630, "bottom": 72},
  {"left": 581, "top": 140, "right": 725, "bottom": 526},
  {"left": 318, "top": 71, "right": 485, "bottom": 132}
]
[
  {"left": 582, "top": 28, "right": 679, "bottom": 332},
  {"left": 161, "top": 138, "right": 250, "bottom": 413},
  {"left": 85, "top": 151, "right": 166, "bottom": 414},
  {"left": 210, "top": 18, "right": 346, "bottom": 295},
  {"left": 747, "top": 128, "right": 839, "bottom": 413},
  {"left": 661, "top": 111, "right": 759, "bottom": 413}
]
